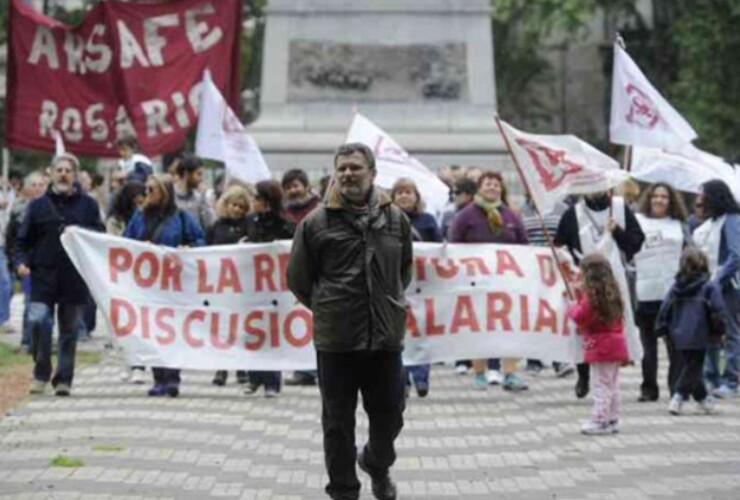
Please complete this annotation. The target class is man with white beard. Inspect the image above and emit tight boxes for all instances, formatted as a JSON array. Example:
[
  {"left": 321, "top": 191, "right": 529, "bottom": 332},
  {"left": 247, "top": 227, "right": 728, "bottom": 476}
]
[{"left": 15, "top": 154, "right": 104, "bottom": 397}]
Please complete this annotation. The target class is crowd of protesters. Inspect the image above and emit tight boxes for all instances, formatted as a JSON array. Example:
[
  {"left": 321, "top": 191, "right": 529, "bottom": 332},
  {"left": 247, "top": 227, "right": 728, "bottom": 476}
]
[{"left": 1, "top": 142, "right": 738, "bottom": 431}]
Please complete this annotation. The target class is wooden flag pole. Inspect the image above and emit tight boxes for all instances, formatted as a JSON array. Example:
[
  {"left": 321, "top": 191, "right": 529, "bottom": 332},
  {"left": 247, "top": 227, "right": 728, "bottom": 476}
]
[{"left": 494, "top": 115, "right": 575, "bottom": 299}]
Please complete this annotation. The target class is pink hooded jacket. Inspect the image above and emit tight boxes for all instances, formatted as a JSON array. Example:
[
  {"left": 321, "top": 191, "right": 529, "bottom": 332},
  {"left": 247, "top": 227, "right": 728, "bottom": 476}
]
[{"left": 567, "top": 295, "right": 628, "bottom": 364}]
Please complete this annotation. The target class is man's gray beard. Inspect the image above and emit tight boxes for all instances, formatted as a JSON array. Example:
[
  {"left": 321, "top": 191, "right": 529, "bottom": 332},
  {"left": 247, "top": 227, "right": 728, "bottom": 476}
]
[{"left": 53, "top": 183, "right": 70, "bottom": 194}]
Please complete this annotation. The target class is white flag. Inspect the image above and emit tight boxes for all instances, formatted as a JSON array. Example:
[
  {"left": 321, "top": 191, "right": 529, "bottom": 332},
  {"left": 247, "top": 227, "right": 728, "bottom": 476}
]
[
  {"left": 631, "top": 146, "right": 740, "bottom": 201},
  {"left": 54, "top": 131, "right": 65, "bottom": 156},
  {"left": 610, "top": 43, "right": 697, "bottom": 148},
  {"left": 498, "top": 119, "right": 627, "bottom": 214},
  {"left": 345, "top": 113, "right": 450, "bottom": 216},
  {"left": 195, "top": 72, "right": 271, "bottom": 184}
]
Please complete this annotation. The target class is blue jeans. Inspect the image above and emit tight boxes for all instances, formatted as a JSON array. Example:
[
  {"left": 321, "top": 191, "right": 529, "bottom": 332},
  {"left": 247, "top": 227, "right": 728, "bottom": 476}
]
[
  {"left": 0, "top": 252, "right": 12, "bottom": 325},
  {"left": 405, "top": 364, "right": 430, "bottom": 388},
  {"left": 705, "top": 289, "right": 740, "bottom": 390},
  {"left": 248, "top": 371, "right": 281, "bottom": 391},
  {"left": 30, "top": 302, "right": 84, "bottom": 387}
]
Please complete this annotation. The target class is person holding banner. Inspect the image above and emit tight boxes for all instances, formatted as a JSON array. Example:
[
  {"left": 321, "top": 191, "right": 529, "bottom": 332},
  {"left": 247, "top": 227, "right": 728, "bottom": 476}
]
[
  {"left": 287, "top": 143, "right": 412, "bottom": 500},
  {"left": 15, "top": 154, "right": 105, "bottom": 397},
  {"left": 243, "top": 180, "right": 295, "bottom": 398},
  {"left": 634, "top": 183, "right": 692, "bottom": 402},
  {"left": 123, "top": 175, "right": 205, "bottom": 397},
  {"left": 207, "top": 185, "right": 252, "bottom": 387},
  {"left": 391, "top": 177, "right": 442, "bottom": 398},
  {"left": 449, "top": 171, "right": 530, "bottom": 392},
  {"left": 554, "top": 191, "right": 645, "bottom": 398},
  {"left": 692, "top": 180, "right": 740, "bottom": 399}
]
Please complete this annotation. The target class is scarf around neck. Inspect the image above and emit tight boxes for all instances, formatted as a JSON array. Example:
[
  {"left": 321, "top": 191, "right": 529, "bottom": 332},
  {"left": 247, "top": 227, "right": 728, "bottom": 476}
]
[{"left": 474, "top": 193, "right": 504, "bottom": 232}]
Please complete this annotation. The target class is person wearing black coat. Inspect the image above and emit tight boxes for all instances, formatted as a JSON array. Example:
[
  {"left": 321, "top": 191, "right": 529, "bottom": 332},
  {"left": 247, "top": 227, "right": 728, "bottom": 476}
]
[
  {"left": 207, "top": 185, "right": 252, "bottom": 387},
  {"left": 243, "top": 180, "right": 295, "bottom": 398},
  {"left": 15, "top": 154, "right": 105, "bottom": 397}
]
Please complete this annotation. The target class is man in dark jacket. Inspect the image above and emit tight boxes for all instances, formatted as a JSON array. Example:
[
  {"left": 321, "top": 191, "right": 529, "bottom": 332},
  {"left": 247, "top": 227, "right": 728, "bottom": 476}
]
[
  {"left": 16, "top": 153, "right": 105, "bottom": 397},
  {"left": 287, "top": 143, "right": 413, "bottom": 500}
]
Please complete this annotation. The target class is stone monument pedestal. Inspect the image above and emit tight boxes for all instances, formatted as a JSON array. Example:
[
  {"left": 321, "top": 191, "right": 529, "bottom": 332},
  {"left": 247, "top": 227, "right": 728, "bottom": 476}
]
[{"left": 251, "top": 0, "right": 510, "bottom": 181}]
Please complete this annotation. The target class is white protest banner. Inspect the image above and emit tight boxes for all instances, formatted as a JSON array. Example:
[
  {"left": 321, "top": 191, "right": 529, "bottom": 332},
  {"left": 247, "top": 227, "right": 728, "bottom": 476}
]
[
  {"left": 345, "top": 113, "right": 450, "bottom": 216},
  {"left": 195, "top": 72, "right": 271, "bottom": 184},
  {"left": 498, "top": 119, "right": 627, "bottom": 214},
  {"left": 61, "top": 228, "right": 643, "bottom": 369},
  {"left": 610, "top": 42, "right": 697, "bottom": 149},
  {"left": 631, "top": 146, "right": 740, "bottom": 201}
]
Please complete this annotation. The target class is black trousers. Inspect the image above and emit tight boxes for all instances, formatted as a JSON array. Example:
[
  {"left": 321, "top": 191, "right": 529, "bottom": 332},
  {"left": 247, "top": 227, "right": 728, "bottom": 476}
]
[
  {"left": 637, "top": 312, "right": 682, "bottom": 398},
  {"left": 152, "top": 367, "right": 180, "bottom": 385},
  {"left": 675, "top": 349, "right": 708, "bottom": 402},
  {"left": 317, "top": 350, "right": 405, "bottom": 500}
]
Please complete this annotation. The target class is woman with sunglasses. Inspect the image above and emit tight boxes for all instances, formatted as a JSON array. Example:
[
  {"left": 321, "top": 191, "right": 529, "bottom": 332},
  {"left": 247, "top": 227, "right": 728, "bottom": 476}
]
[{"left": 124, "top": 174, "right": 205, "bottom": 397}]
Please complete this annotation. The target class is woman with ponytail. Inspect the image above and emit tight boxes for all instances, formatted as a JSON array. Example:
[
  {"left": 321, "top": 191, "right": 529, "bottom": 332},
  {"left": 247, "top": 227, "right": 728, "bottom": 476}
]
[{"left": 449, "top": 171, "right": 529, "bottom": 391}]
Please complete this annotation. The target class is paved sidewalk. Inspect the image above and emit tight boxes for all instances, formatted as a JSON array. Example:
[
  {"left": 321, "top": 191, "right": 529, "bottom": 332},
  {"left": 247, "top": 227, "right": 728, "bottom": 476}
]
[{"left": 1, "top": 294, "right": 740, "bottom": 499}]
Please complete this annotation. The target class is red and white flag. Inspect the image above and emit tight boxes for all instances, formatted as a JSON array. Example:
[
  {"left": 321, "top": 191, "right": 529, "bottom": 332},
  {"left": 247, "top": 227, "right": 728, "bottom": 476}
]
[
  {"left": 610, "top": 43, "right": 697, "bottom": 148},
  {"left": 345, "top": 113, "right": 450, "bottom": 215},
  {"left": 498, "top": 119, "right": 627, "bottom": 214}
]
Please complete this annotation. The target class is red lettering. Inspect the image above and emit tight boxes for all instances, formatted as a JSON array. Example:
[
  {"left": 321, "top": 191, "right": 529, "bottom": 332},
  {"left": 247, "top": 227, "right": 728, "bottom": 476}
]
[
  {"left": 216, "top": 258, "right": 243, "bottom": 293},
  {"left": 269, "top": 312, "right": 280, "bottom": 347},
  {"left": 534, "top": 299, "right": 558, "bottom": 333},
  {"left": 284, "top": 309, "right": 313, "bottom": 347},
  {"left": 406, "top": 307, "right": 421, "bottom": 337},
  {"left": 425, "top": 298, "right": 444, "bottom": 335},
  {"left": 141, "top": 306, "right": 151, "bottom": 339},
  {"left": 109, "top": 248, "right": 132, "bottom": 283},
  {"left": 244, "top": 311, "right": 265, "bottom": 350},
  {"left": 486, "top": 292, "right": 512, "bottom": 331},
  {"left": 183, "top": 310, "right": 205, "bottom": 347},
  {"left": 155, "top": 308, "right": 175, "bottom": 345},
  {"left": 459, "top": 257, "right": 491, "bottom": 277},
  {"left": 110, "top": 298, "right": 136, "bottom": 337},
  {"left": 161, "top": 254, "right": 183, "bottom": 291},
  {"left": 495, "top": 250, "right": 524, "bottom": 277},
  {"left": 278, "top": 253, "right": 291, "bottom": 292},
  {"left": 431, "top": 258, "right": 459, "bottom": 279},
  {"left": 414, "top": 256, "right": 428, "bottom": 282},
  {"left": 450, "top": 295, "right": 480, "bottom": 333},
  {"left": 197, "top": 259, "right": 214, "bottom": 293},
  {"left": 537, "top": 255, "right": 556, "bottom": 287},
  {"left": 519, "top": 295, "right": 530, "bottom": 331},
  {"left": 133, "top": 251, "right": 159, "bottom": 288},
  {"left": 211, "top": 313, "right": 238, "bottom": 350},
  {"left": 254, "top": 254, "right": 276, "bottom": 292}
]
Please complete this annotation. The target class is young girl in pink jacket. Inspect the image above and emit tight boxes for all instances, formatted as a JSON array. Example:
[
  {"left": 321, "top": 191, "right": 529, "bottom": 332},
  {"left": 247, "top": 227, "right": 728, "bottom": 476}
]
[{"left": 568, "top": 254, "right": 629, "bottom": 435}]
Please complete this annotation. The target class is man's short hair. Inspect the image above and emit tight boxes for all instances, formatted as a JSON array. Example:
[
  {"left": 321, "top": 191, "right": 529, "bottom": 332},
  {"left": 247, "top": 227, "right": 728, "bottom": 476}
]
[
  {"left": 282, "top": 169, "right": 309, "bottom": 189},
  {"left": 115, "top": 134, "right": 139, "bottom": 151},
  {"left": 51, "top": 153, "right": 80, "bottom": 171},
  {"left": 454, "top": 178, "right": 477, "bottom": 196},
  {"left": 175, "top": 155, "right": 204, "bottom": 177},
  {"left": 334, "top": 143, "right": 375, "bottom": 170}
]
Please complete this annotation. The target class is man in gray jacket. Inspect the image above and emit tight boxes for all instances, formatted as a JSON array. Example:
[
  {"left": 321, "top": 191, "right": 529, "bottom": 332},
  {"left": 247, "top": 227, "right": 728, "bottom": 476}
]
[{"left": 287, "top": 143, "right": 413, "bottom": 500}]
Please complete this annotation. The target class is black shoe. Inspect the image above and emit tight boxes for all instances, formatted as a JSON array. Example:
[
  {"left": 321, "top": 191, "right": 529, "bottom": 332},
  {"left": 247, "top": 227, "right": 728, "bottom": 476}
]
[
  {"left": 637, "top": 392, "right": 658, "bottom": 402},
  {"left": 416, "top": 383, "right": 429, "bottom": 398},
  {"left": 212, "top": 371, "right": 227, "bottom": 386},
  {"left": 165, "top": 383, "right": 179, "bottom": 398},
  {"left": 284, "top": 375, "right": 316, "bottom": 386},
  {"left": 357, "top": 450, "right": 397, "bottom": 500},
  {"left": 236, "top": 371, "right": 249, "bottom": 384},
  {"left": 575, "top": 377, "right": 589, "bottom": 399}
]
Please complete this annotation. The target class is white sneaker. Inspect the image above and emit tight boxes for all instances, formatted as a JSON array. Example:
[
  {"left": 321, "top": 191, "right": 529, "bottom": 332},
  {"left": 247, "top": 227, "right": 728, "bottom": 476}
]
[
  {"left": 580, "top": 420, "right": 611, "bottom": 436},
  {"left": 455, "top": 365, "right": 469, "bottom": 375},
  {"left": 486, "top": 370, "right": 504, "bottom": 385},
  {"left": 130, "top": 369, "right": 147, "bottom": 385},
  {"left": 29, "top": 380, "right": 47, "bottom": 395},
  {"left": 697, "top": 397, "right": 719, "bottom": 415},
  {"left": 668, "top": 394, "right": 684, "bottom": 415}
]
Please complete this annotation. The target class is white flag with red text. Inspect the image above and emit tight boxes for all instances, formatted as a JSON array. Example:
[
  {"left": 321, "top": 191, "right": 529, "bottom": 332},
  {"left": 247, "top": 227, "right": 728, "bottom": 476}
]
[
  {"left": 610, "top": 43, "right": 697, "bottom": 148},
  {"left": 195, "top": 72, "right": 271, "bottom": 184},
  {"left": 498, "top": 119, "right": 627, "bottom": 214},
  {"left": 345, "top": 113, "right": 450, "bottom": 216}
]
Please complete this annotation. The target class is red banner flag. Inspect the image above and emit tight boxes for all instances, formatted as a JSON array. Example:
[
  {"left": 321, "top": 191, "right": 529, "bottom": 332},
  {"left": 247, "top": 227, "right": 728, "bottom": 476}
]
[{"left": 5, "top": 0, "right": 242, "bottom": 158}]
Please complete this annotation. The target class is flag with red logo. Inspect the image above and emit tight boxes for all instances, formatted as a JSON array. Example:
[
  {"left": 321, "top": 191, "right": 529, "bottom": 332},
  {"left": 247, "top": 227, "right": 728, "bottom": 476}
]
[
  {"left": 610, "top": 43, "right": 697, "bottom": 149},
  {"left": 497, "top": 119, "right": 627, "bottom": 214}
]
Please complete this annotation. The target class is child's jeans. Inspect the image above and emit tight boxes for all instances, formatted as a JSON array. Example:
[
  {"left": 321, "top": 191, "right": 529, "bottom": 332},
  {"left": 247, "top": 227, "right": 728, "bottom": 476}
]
[{"left": 591, "top": 362, "right": 620, "bottom": 423}]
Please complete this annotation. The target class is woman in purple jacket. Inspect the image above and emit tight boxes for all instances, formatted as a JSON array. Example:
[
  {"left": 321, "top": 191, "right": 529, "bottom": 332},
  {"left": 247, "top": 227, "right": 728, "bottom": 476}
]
[{"left": 449, "top": 171, "right": 529, "bottom": 391}]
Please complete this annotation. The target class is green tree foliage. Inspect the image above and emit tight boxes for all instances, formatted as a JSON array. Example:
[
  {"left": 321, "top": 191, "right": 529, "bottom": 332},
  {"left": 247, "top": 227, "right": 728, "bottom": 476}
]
[{"left": 668, "top": 1, "right": 740, "bottom": 162}]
